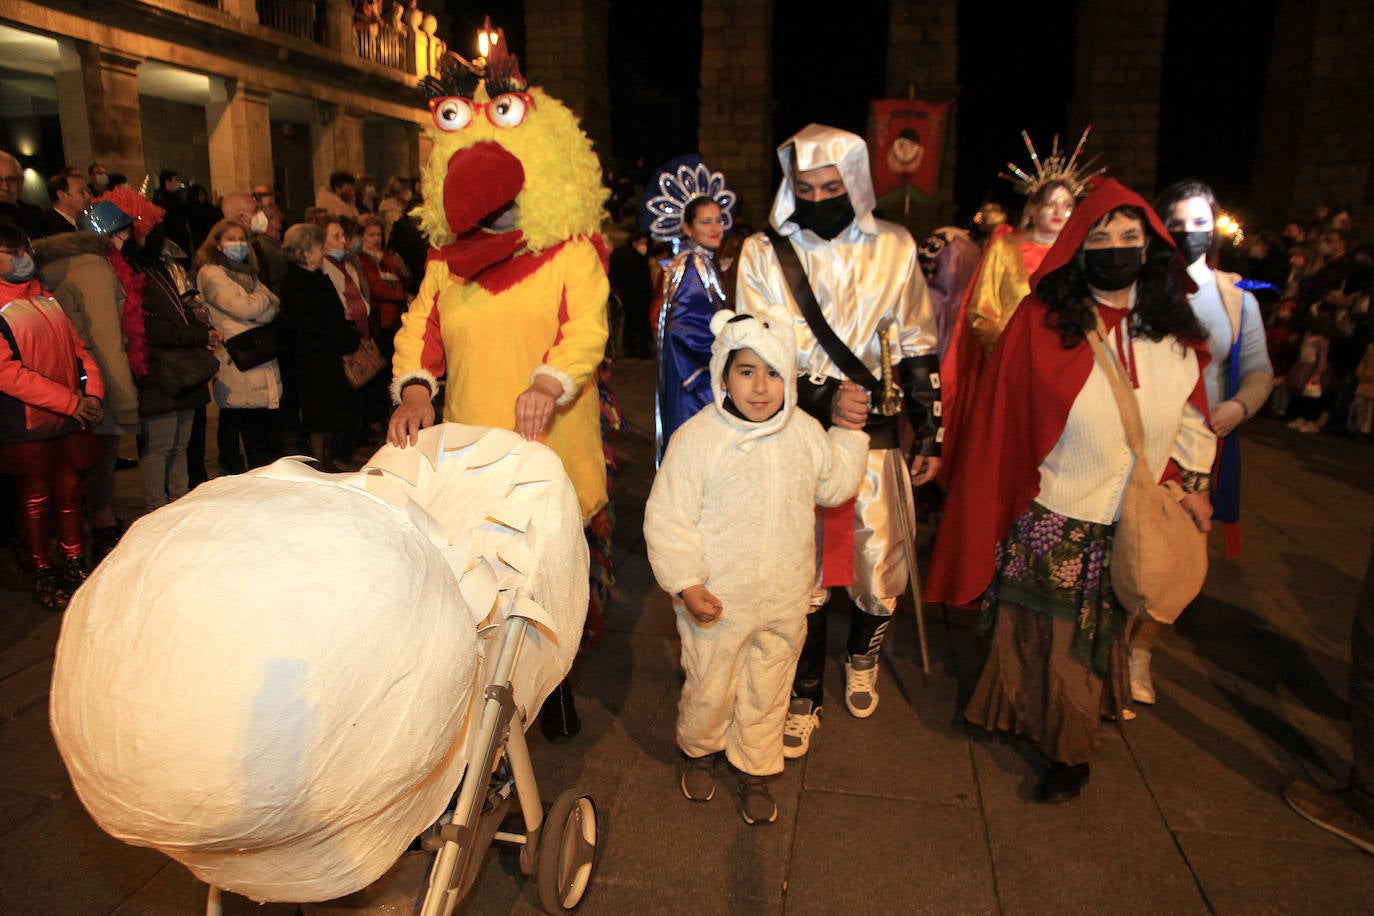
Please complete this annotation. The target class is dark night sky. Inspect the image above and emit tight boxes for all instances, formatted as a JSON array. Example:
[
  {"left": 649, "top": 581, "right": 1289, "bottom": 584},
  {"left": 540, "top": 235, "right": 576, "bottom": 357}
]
[{"left": 444, "top": 0, "right": 1274, "bottom": 222}]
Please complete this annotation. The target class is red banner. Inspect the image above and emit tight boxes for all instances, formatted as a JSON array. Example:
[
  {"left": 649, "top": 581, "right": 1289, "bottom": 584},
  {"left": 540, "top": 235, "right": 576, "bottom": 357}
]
[{"left": 869, "top": 99, "right": 948, "bottom": 198}]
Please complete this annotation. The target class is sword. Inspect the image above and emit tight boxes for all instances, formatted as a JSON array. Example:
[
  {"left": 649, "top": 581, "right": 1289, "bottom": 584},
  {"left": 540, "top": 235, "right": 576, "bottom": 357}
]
[{"left": 877, "top": 325, "right": 931, "bottom": 675}]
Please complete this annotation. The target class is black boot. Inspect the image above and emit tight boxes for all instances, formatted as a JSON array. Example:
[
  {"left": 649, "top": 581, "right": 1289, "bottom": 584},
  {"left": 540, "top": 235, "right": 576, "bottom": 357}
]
[
  {"left": 1034, "top": 762, "right": 1091, "bottom": 803},
  {"left": 540, "top": 679, "right": 581, "bottom": 742},
  {"left": 91, "top": 525, "right": 122, "bottom": 565}
]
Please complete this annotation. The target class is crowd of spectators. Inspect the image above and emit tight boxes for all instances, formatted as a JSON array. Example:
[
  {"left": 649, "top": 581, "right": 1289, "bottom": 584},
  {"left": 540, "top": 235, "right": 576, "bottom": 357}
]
[
  {"left": 0, "top": 151, "right": 428, "bottom": 607},
  {"left": 1217, "top": 208, "right": 1374, "bottom": 437}
]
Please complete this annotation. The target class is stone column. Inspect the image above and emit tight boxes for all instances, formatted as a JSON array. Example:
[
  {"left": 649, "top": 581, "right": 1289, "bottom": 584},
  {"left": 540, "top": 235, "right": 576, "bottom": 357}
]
[
  {"left": 322, "top": 0, "right": 356, "bottom": 57},
  {"left": 524, "top": 0, "right": 612, "bottom": 163},
  {"left": 699, "top": 0, "right": 774, "bottom": 226},
  {"left": 206, "top": 79, "right": 274, "bottom": 198},
  {"left": 376, "top": 119, "right": 422, "bottom": 184},
  {"left": 1252, "top": 0, "right": 1374, "bottom": 228},
  {"left": 885, "top": 0, "right": 960, "bottom": 232},
  {"left": 54, "top": 41, "right": 145, "bottom": 179},
  {"left": 311, "top": 104, "right": 367, "bottom": 194},
  {"left": 1069, "top": 0, "right": 1169, "bottom": 192}
]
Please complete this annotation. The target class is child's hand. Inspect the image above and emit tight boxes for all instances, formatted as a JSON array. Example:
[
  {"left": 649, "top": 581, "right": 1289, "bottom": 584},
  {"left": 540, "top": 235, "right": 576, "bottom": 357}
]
[{"left": 680, "top": 585, "right": 723, "bottom": 625}]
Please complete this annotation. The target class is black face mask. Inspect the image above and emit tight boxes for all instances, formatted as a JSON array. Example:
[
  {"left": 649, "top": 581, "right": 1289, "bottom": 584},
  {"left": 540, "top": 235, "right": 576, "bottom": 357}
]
[
  {"left": 1083, "top": 246, "right": 1145, "bottom": 291},
  {"left": 791, "top": 194, "right": 854, "bottom": 240},
  {"left": 1170, "top": 230, "right": 1212, "bottom": 265}
]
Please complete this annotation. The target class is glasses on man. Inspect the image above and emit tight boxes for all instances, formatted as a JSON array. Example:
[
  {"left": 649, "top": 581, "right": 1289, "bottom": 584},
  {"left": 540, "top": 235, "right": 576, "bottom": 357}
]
[{"left": 0, "top": 175, "right": 23, "bottom": 186}]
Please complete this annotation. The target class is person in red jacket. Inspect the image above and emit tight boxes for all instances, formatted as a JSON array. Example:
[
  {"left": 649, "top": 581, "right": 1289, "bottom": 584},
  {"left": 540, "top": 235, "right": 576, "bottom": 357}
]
[
  {"left": 0, "top": 222, "right": 105, "bottom": 608},
  {"left": 355, "top": 214, "right": 409, "bottom": 360}
]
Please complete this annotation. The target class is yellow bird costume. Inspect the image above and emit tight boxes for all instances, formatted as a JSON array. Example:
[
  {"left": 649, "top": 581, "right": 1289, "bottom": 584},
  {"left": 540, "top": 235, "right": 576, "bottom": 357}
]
[{"left": 392, "top": 38, "right": 610, "bottom": 521}]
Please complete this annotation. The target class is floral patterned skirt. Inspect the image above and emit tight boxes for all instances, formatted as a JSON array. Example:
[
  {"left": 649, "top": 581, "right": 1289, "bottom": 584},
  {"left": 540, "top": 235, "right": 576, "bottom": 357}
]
[
  {"left": 966, "top": 502, "right": 1130, "bottom": 763},
  {"left": 978, "top": 501, "right": 1122, "bottom": 678}
]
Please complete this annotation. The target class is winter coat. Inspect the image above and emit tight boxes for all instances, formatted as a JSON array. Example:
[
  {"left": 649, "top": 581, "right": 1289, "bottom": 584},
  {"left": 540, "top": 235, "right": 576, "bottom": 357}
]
[
  {"left": 280, "top": 263, "right": 360, "bottom": 433},
  {"left": 252, "top": 234, "right": 287, "bottom": 294},
  {"left": 196, "top": 257, "right": 282, "bottom": 410},
  {"left": 315, "top": 187, "right": 359, "bottom": 219},
  {"left": 357, "top": 249, "right": 409, "bottom": 332},
  {"left": 645, "top": 310, "right": 869, "bottom": 621},
  {"left": 33, "top": 231, "right": 139, "bottom": 432},
  {"left": 137, "top": 263, "right": 215, "bottom": 417},
  {"left": 0, "top": 278, "right": 106, "bottom": 444}
]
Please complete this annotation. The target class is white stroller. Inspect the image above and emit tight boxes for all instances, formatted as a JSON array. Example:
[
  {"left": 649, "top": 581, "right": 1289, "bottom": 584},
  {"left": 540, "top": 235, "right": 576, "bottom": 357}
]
[{"left": 51, "top": 426, "right": 601, "bottom": 914}]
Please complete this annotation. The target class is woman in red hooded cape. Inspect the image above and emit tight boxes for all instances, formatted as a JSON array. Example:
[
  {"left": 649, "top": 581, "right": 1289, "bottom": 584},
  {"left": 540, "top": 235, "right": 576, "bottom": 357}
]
[{"left": 925, "top": 178, "right": 1216, "bottom": 802}]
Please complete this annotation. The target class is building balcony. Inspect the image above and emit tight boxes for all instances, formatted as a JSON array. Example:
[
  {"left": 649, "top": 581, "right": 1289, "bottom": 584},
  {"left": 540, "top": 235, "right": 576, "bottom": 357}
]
[{"left": 255, "top": 0, "right": 321, "bottom": 44}]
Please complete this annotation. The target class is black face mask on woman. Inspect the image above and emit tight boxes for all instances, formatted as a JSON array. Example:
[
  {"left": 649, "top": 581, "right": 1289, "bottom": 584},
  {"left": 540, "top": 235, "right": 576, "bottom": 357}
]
[
  {"left": 1170, "top": 230, "right": 1212, "bottom": 265},
  {"left": 1082, "top": 246, "right": 1145, "bottom": 291},
  {"left": 792, "top": 194, "right": 854, "bottom": 240}
]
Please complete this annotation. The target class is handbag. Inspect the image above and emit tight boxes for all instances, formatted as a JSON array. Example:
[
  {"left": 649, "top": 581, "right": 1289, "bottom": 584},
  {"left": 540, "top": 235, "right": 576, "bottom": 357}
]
[
  {"left": 144, "top": 270, "right": 222, "bottom": 394},
  {"left": 224, "top": 321, "right": 285, "bottom": 371},
  {"left": 1086, "top": 317, "right": 1207, "bottom": 624},
  {"left": 150, "top": 345, "right": 220, "bottom": 396},
  {"left": 342, "top": 337, "right": 386, "bottom": 389}
]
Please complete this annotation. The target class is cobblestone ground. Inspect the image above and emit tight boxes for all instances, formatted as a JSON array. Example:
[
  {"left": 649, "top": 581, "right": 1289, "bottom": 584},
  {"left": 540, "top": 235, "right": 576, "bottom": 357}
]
[{"left": 2, "top": 357, "right": 1373, "bottom": 914}]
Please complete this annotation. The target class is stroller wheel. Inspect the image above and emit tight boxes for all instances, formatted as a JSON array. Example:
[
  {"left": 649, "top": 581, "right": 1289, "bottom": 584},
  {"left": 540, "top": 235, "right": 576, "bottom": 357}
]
[{"left": 537, "top": 790, "right": 598, "bottom": 912}]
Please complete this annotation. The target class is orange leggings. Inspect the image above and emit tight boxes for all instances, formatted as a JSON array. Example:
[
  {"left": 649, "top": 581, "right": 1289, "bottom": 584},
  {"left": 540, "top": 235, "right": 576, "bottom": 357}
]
[{"left": 0, "top": 431, "right": 98, "bottom": 568}]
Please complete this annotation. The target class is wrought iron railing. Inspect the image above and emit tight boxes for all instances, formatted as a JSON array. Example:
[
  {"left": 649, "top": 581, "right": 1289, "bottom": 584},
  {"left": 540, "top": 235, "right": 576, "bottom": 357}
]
[
  {"left": 354, "top": 26, "right": 412, "bottom": 73},
  {"left": 256, "top": 0, "right": 322, "bottom": 44}
]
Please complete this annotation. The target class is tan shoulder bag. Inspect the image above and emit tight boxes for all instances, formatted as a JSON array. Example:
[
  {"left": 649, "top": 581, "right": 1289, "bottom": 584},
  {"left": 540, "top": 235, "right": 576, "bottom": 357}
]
[{"left": 1086, "top": 317, "right": 1207, "bottom": 623}]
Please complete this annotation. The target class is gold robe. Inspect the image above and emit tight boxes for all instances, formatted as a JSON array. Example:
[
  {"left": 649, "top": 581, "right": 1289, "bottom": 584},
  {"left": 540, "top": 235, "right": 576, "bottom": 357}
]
[{"left": 966, "top": 233, "right": 1050, "bottom": 354}]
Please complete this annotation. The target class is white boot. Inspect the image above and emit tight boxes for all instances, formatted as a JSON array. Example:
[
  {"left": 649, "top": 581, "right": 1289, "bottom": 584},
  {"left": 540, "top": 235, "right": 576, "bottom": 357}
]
[{"left": 1129, "top": 647, "right": 1156, "bottom": 705}]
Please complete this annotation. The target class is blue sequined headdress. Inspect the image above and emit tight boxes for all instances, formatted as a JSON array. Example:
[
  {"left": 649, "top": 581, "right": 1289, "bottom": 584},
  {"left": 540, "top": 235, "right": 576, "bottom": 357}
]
[{"left": 637, "top": 154, "right": 737, "bottom": 243}]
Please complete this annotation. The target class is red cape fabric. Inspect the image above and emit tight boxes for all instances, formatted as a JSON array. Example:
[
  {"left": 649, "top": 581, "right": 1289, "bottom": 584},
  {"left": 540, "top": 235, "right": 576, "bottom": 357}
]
[
  {"left": 820, "top": 501, "right": 855, "bottom": 586},
  {"left": 935, "top": 223, "right": 1013, "bottom": 489},
  {"left": 924, "top": 178, "right": 1207, "bottom": 606}
]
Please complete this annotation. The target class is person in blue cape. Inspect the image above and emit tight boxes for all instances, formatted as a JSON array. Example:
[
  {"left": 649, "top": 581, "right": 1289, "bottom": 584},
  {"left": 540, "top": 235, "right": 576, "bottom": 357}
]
[{"left": 640, "top": 155, "right": 737, "bottom": 462}]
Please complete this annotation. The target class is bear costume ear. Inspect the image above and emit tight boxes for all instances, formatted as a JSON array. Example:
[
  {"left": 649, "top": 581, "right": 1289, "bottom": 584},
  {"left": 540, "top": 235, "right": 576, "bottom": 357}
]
[{"left": 709, "top": 309, "right": 739, "bottom": 337}]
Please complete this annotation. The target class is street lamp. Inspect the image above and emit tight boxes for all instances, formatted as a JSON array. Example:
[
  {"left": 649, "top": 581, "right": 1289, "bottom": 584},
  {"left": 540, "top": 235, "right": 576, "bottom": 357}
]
[
  {"left": 478, "top": 18, "right": 499, "bottom": 60},
  {"left": 1217, "top": 212, "right": 1245, "bottom": 247}
]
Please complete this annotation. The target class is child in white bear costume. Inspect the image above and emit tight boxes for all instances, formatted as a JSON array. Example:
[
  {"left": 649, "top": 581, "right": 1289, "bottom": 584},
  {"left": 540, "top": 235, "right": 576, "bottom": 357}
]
[{"left": 644, "top": 309, "right": 868, "bottom": 824}]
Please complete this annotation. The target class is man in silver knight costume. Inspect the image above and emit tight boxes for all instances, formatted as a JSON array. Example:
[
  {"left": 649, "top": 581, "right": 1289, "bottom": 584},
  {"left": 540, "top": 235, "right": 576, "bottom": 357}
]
[{"left": 736, "top": 124, "right": 941, "bottom": 757}]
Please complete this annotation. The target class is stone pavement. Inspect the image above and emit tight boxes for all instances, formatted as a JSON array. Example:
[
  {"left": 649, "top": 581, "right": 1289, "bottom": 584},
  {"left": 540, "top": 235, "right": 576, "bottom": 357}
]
[{"left": 2, "top": 356, "right": 1373, "bottom": 914}]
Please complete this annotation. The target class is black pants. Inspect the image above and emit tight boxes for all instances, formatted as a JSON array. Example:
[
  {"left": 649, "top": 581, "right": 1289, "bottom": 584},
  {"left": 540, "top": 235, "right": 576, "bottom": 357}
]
[
  {"left": 793, "top": 599, "right": 890, "bottom": 707},
  {"left": 187, "top": 405, "right": 208, "bottom": 487},
  {"left": 219, "top": 407, "right": 282, "bottom": 471},
  {"left": 622, "top": 304, "right": 650, "bottom": 357},
  {"left": 1351, "top": 540, "right": 1374, "bottom": 824}
]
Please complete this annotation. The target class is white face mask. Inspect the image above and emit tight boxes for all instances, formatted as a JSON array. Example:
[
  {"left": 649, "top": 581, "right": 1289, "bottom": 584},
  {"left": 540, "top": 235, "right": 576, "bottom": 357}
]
[{"left": 249, "top": 211, "right": 269, "bottom": 234}]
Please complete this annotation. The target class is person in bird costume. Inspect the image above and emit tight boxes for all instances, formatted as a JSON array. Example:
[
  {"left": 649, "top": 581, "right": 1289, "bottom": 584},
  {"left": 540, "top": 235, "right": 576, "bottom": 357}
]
[{"left": 387, "top": 26, "right": 610, "bottom": 739}]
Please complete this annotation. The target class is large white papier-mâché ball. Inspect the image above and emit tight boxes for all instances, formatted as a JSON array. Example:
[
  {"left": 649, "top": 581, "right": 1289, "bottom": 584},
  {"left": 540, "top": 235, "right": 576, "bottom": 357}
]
[{"left": 50, "top": 469, "right": 478, "bottom": 902}]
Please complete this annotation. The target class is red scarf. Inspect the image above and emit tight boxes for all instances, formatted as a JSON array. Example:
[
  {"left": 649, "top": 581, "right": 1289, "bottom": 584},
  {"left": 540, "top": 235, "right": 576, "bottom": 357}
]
[
  {"left": 327, "top": 257, "right": 371, "bottom": 339},
  {"left": 108, "top": 245, "right": 149, "bottom": 378},
  {"left": 434, "top": 229, "right": 564, "bottom": 295}
]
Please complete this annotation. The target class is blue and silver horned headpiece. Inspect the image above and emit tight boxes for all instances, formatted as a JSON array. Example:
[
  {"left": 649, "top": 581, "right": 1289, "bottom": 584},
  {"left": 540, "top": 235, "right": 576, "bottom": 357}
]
[{"left": 637, "top": 154, "right": 737, "bottom": 243}]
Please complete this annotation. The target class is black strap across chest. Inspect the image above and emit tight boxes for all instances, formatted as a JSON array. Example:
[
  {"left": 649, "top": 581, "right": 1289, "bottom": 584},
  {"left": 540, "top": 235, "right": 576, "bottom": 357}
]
[{"left": 765, "top": 228, "right": 881, "bottom": 395}]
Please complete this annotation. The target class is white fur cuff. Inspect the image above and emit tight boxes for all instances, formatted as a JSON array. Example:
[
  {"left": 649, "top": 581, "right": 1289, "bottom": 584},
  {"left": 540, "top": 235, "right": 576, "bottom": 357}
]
[
  {"left": 391, "top": 370, "right": 439, "bottom": 405},
  {"left": 532, "top": 365, "right": 577, "bottom": 406}
]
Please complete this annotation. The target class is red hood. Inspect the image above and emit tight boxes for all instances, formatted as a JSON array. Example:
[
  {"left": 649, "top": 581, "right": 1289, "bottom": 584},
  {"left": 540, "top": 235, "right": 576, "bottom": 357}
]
[{"left": 1029, "top": 176, "right": 1193, "bottom": 295}]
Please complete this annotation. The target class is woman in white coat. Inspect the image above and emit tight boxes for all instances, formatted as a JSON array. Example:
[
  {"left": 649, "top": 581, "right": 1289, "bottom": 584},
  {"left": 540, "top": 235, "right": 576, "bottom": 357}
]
[{"left": 194, "top": 219, "right": 283, "bottom": 471}]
